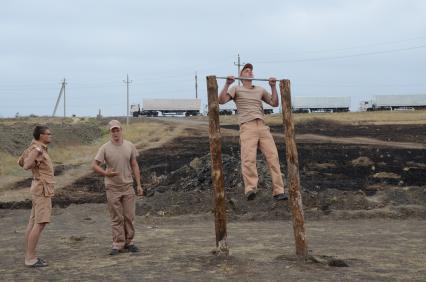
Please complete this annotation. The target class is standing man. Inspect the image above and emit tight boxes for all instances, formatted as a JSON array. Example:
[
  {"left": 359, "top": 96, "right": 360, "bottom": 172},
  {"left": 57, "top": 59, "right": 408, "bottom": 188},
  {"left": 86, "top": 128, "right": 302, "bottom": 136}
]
[
  {"left": 92, "top": 120, "right": 143, "bottom": 255},
  {"left": 18, "top": 125, "right": 54, "bottom": 267},
  {"left": 218, "top": 63, "right": 288, "bottom": 201}
]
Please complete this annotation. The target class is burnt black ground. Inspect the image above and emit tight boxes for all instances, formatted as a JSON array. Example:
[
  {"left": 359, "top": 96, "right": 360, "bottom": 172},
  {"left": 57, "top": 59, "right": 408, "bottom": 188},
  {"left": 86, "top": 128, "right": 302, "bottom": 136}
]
[
  {"left": 1, "top": 120, "right": 425, "bottom": 220},
  {"left": 222, "top": 120, "right": 426, "bottom": 143}
]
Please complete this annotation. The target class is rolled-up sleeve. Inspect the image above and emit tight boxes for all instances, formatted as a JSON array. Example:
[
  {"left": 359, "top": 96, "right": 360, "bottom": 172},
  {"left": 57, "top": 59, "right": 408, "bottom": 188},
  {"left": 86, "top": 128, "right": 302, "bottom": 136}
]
[{"left": 227, "top": 86, "right": 237, "bottom": 99}]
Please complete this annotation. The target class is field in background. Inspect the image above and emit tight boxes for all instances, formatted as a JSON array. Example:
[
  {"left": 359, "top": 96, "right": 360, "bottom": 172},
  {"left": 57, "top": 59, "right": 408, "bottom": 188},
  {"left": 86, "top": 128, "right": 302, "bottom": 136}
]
[
  {"left": 0, "top": 117, "right": 185, "bottom": 194},
  {"left": 216, "top": 110, "right": 426, "bottom": 125},
  {"left": 1, "top": 111, "right": 425, "bottom": 200}
]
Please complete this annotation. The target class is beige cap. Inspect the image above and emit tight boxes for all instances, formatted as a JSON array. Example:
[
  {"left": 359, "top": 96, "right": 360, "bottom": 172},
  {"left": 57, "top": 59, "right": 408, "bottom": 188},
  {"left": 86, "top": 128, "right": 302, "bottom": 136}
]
[
  {"left": 108, "top": 120, "right": 121, "bottom": 130},
  {"left": 240, "top": 63, "right": 253, "bottom": 75}
]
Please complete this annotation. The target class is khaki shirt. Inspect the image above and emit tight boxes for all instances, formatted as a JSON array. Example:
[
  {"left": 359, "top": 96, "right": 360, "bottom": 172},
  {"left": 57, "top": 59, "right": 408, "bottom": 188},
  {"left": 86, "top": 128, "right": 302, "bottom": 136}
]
[
  {"left": 94, "top": 140, "right": 139, "bottom": 191},
  {"left": 227, "top": 85, "right": 273, "bottom": 125},
  {"left": 18, "top": 140, "right": 55, "bottom": 197}
]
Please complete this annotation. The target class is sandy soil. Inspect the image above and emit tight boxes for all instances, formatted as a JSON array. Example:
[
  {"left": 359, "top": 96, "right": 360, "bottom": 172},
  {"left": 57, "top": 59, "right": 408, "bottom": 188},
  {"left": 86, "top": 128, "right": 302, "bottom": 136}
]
[{"left": 0, "top": 204, "right": 425, "bottom": 281}]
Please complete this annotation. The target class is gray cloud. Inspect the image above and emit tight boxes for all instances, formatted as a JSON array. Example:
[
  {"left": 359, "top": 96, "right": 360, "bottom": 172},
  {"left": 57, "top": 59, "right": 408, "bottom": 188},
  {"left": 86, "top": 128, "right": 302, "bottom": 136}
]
[{"left": 1, "top": 0, "right": 425, "bottom": 116}]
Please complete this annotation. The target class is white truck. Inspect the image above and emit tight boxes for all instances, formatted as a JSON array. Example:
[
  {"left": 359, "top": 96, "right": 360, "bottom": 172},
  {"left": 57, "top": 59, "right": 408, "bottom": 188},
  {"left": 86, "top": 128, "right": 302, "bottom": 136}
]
[
  {"left": 292, "top": 96, "right": 351, "bottom": 113},
  {"left": 360, "top": 94, "right": 426, "bottom": 111},
  {"left": 131, "top": 99, "right": 201, "bottom": 117},
  {"left": 219, "top": 100, "right": 274, "bottom": 115}
]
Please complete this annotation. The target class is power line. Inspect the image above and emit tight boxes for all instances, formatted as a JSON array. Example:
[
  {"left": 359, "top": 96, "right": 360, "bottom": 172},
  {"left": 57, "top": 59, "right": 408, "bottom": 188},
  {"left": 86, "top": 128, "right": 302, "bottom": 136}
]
[
  {"left": 304, "top": 35, "right": 426, "bottom": 55},
  {"left": 255, "top": 45, "right": 426, "bottom": 64}
]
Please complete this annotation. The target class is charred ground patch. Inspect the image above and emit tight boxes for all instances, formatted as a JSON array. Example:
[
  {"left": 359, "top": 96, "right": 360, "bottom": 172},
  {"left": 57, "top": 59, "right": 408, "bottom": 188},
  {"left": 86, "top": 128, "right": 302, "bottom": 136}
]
[
  {"left": 2, "top": 126, "right": 425, "bottom": 219},
  {"left": 222, "top": 120, "right": 426, "bottom": 144}
]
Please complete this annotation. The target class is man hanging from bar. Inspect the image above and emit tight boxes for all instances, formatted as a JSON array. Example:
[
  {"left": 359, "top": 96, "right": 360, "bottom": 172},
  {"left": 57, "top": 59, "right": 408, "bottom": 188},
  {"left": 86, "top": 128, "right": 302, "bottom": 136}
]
[{"left": 218, "top": 63, "right": 288, "bottom": 201}]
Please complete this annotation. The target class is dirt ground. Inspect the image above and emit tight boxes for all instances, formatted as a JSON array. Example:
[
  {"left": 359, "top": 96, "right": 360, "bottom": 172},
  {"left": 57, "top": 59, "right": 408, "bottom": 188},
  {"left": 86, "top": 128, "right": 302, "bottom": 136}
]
[
  {"left": 0, "top": 114, "right": 425, "bottom": 280},
  {"left": 0, "top": 204, "right": 425, "bottom": 281}
]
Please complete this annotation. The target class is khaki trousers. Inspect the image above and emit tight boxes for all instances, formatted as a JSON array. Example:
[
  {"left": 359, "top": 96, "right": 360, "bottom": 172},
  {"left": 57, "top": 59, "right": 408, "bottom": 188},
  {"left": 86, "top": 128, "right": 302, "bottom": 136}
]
[
  {"left": 239, "top": 119, "right": 285, "bottom": 196},
  {"left": 106, "top": 186, "right": 136, "bottom": 250}
]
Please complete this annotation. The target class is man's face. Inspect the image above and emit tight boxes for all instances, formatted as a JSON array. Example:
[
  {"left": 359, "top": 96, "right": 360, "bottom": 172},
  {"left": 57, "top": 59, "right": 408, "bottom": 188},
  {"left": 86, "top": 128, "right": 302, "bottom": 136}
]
[
  {"left": 40, "top": 129, "right": 52, "bottom": 145},
  {"left": 240, "top": 67, "right": 253, "bottom": 78},
  {"left": 110, "top": 127, "right": 122, "bottom": 141}
]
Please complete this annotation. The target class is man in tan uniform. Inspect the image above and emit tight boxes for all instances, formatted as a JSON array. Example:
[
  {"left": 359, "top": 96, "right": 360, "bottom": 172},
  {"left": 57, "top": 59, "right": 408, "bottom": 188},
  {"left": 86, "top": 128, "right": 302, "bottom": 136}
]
[
  {"left": 219, "top": 63, "right": 288, "bottom": 201},
  {"left": 92, "top": 120, "right": 143, "bottom": 255},
  {"left": 18, "top": 125, "right": 54, "bottom": 267}
]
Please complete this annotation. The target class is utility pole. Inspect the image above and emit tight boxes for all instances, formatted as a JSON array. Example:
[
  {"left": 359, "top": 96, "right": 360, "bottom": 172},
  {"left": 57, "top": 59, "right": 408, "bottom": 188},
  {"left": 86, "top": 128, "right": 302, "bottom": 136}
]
[
  {"left": 233, "top": 53, "right": 245, "bottom": 86},
  {"left": 63, "top": 78, "right": 66, "bottom": 118},
  {"left": 52, "top": 78, "right": 66, "bottom": 117},
  {"left": 195, "top": 72, "right": 198, "bottom": 99},
  {"left": 123, "top": 74, "right": 132, "bottom": 126}
]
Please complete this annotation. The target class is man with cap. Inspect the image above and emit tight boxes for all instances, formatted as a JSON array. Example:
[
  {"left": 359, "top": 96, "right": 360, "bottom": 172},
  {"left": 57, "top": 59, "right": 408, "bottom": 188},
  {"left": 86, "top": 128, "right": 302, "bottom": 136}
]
[
  {"left": 18, "top": 125, "right": 54, "bottom": 267},
  {"left": 218, "top": 63, "right": 288, "bottom": 201},
  {"left": 92, "top": 120, "right": 143, "bottom": 255}
]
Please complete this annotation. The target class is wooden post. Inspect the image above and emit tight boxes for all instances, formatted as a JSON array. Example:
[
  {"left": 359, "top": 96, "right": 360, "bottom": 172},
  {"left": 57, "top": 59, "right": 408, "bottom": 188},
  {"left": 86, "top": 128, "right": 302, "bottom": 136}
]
[
  {"left": 206, "top": 75, "right": 229, "bottom": 255},
  {"left": 280, "top": 79, "right": 308, "bottom": 259}
]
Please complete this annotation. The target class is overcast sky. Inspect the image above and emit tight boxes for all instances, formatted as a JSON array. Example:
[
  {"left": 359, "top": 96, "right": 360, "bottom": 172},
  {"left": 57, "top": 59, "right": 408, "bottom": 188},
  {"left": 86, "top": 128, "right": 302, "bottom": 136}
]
[{"left": 1, "top": 0, "right": 425, "bottom": 117}]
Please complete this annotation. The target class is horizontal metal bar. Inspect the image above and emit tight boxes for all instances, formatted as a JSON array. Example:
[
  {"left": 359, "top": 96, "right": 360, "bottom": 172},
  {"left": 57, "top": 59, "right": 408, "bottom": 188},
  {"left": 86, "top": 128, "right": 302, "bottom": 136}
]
[{"left": 216, "top": 76, "right": 280, "bottom": 82}]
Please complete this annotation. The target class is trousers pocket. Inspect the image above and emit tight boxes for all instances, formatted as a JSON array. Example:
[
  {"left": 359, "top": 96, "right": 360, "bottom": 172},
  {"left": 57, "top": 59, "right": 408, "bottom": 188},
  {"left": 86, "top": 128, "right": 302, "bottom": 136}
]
[
  {"left": 30, "top": 180, "right": 44, "bottom": 196},
  {"left": 41, "top": 179, "right": 55, "bottom": 197}
]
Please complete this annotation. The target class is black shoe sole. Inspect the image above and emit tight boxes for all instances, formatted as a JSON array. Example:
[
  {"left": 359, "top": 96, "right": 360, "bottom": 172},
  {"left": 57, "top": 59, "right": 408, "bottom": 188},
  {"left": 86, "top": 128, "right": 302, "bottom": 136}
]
[
  {"left": 246, "top": 192, "right": 256, "bottom": 201},
  {"left": 273, "top": 195, "right": 289, "bottom": 201}
]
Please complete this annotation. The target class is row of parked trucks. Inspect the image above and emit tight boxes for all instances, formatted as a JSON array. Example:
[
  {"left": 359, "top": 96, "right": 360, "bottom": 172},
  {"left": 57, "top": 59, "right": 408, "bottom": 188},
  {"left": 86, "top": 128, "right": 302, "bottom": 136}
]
[
  {"left": 130, "top": 99, "right": 273, "bottom": 117},
  {"left": 130, "top": 94, "right": 426, "bottom": 117}
]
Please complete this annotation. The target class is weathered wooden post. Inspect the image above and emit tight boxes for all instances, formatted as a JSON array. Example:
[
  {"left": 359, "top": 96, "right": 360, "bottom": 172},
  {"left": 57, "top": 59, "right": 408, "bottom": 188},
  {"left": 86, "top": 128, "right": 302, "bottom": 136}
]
[
  {"left": 280, "top": 79, "right": 308, "bottom": 259},
  {"left": 206, "top": 75, "right": 229, "bottom": 255}
]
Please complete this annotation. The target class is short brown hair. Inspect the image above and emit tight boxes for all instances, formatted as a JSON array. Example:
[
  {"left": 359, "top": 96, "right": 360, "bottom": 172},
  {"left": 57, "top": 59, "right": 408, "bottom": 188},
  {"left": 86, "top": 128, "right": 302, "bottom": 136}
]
[{"left": 33, "top": 125, "right": 49, "bottom": 140}]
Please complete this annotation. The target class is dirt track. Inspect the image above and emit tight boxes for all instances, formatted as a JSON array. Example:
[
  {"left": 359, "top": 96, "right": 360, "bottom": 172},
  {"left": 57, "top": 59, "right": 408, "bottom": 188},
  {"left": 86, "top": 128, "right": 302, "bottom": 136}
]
[{"left": 0, "top": 204, "right": 425, "bottom": 281}]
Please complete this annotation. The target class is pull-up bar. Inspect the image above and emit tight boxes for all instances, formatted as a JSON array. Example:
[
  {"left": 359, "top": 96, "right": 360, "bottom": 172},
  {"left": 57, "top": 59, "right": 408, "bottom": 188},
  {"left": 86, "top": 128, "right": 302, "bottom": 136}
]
[
  {"left": 206, "top": 75, "right": 308, "bottom": 259},
  {"left": 216, "top": 76, "right": 281, "bottom": 82}
]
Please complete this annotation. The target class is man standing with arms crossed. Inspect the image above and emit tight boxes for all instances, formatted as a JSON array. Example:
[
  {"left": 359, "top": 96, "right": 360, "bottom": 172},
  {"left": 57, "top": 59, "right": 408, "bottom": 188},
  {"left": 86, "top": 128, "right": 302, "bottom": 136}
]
[
  {"left": 19, "top": 125, "right": 54, "bottom": 267},
  {"left": 218, "top": 63, "right": 288, "bottom": 201},
  {"left": 92, "top": 120, "right": 143, "bottom": 255}
]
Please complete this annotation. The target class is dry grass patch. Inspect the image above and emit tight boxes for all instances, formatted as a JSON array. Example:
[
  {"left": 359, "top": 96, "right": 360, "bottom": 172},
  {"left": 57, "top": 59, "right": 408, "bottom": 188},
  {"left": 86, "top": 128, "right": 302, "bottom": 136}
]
[
  {"left": 206, "top": 110, "right": 426, "bottom": 126},
  {"left": 264, "top": 110, "right": 426, "bottom": 125},
  {"left": 0, "top": 116, "right": 91, "bottom": 126},
  {"left": 0, "top": 152, "right": 33, "bottom": 192},
  {"left": 0, "top": 120, "right": 185, "bottom": 194}
]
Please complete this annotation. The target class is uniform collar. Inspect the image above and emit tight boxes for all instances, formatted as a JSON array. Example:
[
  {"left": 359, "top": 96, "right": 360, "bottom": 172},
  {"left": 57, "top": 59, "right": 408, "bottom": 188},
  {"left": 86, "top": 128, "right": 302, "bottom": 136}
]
[{"left": 31, "top": 140, "right": 48, "bottom": 150}]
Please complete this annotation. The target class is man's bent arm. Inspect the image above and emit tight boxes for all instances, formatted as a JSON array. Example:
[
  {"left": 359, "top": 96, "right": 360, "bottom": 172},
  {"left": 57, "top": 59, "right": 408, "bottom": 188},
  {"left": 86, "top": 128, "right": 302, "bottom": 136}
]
[
  {"left": 92, "top": 160, "right": 106, "bottom": 176},
  {"left": 218, "top": 76, "right": 235, "bottom": 104},
  {"left": 23, "top": 149, "right": 41, "bottom": 170},
  {"left": 131, "top": 157, "right": 142, "bottom": 188},
  {"left": 270, "top": 85, "right": 279, "bottom": 107}
]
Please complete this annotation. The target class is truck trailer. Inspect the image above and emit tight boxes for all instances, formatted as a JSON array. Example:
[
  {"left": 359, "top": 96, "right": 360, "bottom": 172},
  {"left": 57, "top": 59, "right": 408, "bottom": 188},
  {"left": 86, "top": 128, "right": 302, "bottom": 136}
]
[
  {"left": 131, "top": 99, "right": 201, "bottom": 117},
  {"left": 292, "top": 96, "right": 351, "bottom": 113},
  {"left": 360, "top": 94, "right": 426, "bottom": 111},
  {"left": 219, "top": 100, "right": 274, "bottom": 115}
]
